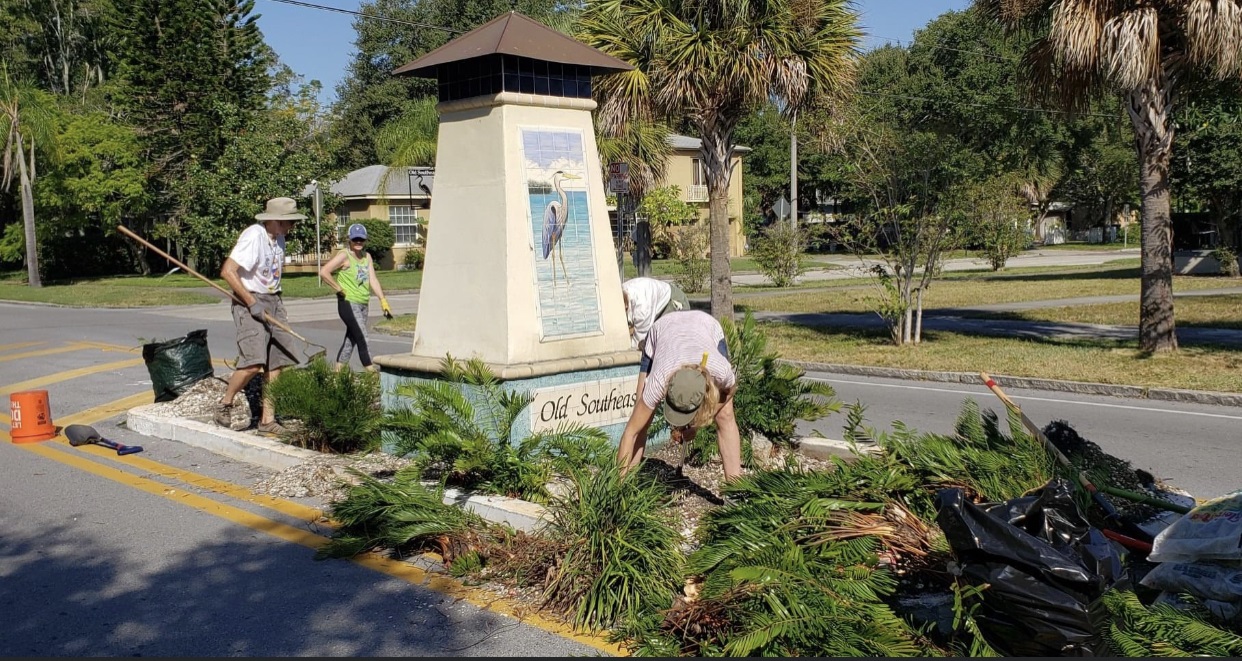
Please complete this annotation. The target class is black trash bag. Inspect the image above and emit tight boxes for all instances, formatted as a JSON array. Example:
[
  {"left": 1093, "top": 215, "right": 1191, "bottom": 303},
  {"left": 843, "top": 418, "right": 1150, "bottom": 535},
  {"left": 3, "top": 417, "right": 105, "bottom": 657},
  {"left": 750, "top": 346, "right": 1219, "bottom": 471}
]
[
  {"left": 142, "top": 329, "right": 214, "bottom": 402},
  {"left": 935, "top": 478, "right": 1128, "bottom": 657}
]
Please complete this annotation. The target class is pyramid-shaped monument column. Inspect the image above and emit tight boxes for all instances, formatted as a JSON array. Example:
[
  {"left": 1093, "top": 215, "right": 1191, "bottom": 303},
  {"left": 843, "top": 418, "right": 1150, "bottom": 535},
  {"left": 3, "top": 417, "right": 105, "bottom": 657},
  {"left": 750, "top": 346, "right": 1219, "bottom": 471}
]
[{"left": 373, "top": 12, "right": 643, "bottom": 439}]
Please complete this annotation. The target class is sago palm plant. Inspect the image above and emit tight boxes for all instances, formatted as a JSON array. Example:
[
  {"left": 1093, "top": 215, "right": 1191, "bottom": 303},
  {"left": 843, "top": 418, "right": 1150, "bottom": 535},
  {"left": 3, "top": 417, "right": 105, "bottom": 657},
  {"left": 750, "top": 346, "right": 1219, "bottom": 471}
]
[
  {"left": 540, "top": 455, "right": 684, "bottom": 632},
  {"left": 671, "top": 467, "right": 943, "bottom": 657},
  {"left": 315, "top": 464, "right": 490, "bottom": 562},
  {"left": 384, "top": 356, "right": 611, "bottom": 503},
  {"left": 265, "top": 356, "right": 383, "bottom": 454}
]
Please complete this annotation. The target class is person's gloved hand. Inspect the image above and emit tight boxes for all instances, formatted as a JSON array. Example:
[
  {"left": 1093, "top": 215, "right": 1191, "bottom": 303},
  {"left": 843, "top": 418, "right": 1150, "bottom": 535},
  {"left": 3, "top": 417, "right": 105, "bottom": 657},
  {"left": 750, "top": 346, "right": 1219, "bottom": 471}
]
[
  {"left": 248, "top": 301, "right": 266, "bottom": 322},
  {"left": 381, "top": 297, "right": 393, "bottom": 320}
]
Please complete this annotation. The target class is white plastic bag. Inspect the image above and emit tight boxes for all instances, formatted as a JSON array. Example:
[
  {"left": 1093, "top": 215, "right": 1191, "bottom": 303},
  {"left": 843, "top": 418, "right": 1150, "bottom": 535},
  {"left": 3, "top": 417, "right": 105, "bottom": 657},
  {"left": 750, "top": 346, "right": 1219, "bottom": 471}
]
[
  {"left": 1140, "top": 561, "right": 1242, "bottom": 603},
  {"left": 1148, "top": 490, "right": 1242, "bottom": 564}
]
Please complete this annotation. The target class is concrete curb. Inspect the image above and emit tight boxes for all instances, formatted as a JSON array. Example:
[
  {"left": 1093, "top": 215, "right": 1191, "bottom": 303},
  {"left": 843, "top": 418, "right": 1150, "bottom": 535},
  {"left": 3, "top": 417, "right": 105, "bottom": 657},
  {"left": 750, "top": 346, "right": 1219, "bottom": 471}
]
[
  {"left": 780, "top": 360, "right": 1242, "bottom": 407},
  {"left": 127, "top": 404, "right": 322, "bottom": 471},
  {"left": 126, "top": 407, "right": 878, "bottom": 533},
  {"left": 127, "top": 404, "right": 551, "bottom": 531}
]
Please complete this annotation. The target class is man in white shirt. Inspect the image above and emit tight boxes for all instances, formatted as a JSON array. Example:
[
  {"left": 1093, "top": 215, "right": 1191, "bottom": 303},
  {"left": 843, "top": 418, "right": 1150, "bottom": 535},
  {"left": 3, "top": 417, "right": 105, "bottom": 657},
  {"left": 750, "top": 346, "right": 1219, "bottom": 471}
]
[{"left": 214, "top": 197, "right": 305, "bottom": 435}]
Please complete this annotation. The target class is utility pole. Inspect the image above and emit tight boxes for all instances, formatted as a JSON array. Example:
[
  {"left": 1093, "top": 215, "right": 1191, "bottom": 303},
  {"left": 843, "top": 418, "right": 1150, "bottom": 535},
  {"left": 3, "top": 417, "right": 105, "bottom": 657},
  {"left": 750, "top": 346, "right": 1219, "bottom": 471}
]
[
  {"left": 312, "top": 180, "right": 322, "bottom": 286},
  {"left": 790, "top": 109, "right": 798, "bottom": 228}
]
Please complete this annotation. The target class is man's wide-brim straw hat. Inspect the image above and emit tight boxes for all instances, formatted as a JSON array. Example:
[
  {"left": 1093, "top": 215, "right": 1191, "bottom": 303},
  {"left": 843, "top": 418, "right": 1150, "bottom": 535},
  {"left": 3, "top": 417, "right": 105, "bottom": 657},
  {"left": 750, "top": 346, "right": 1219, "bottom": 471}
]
[{"left": 256, "top": 197, "right": 307, "bottom": 221}]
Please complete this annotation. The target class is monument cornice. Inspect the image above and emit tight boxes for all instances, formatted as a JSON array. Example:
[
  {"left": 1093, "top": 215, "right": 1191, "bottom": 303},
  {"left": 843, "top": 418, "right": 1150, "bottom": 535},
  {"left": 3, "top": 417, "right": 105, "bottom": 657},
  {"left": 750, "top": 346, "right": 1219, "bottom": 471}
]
[
  {"left": 437, "top": 92, "right": 598, "bottom": 114},
  {"left": 375, "top": 350, "right": 641, "bottom": 380}
]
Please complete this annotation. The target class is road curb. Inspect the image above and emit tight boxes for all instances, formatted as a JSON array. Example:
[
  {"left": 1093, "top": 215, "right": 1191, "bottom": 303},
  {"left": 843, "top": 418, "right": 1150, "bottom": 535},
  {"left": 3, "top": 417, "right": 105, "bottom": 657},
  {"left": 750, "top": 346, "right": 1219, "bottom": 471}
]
[
  {"left": 780, "top": 360, "right": 1242, "bottom": 407},
  {"left": 126, "top": 404, "right": 553, "bottom": 531},
  {"left": 127, "top": 404, "right": 323, "bottom": 470}
]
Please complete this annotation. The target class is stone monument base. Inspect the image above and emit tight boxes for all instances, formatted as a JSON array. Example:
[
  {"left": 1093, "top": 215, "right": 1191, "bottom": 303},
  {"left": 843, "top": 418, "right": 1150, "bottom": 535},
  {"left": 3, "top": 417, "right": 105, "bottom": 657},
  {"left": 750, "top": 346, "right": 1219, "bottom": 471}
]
[{"left": 374, "top": 351, "right": 655, "bottom": 447}]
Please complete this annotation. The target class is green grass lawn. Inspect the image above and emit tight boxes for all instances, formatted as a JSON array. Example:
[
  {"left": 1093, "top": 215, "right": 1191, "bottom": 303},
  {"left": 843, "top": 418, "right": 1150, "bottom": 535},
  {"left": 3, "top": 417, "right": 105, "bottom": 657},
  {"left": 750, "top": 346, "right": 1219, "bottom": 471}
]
[
  {"left": 763, "top": 322, "right": 1242, "bottom": 393},
  {"left": 374, "top": 313, "right": 417, "bottom": 335},
  {"left": 620, "top": 256, "right": 824, "bottom": 280},
  {"left": 0, "top": 268, "right": 424, "bottom": 306},
  {"left": 739, "top": 266, "right": 1239, "bottom": 314},
  {"left": 958, "top": 295, "right": 1242, "bottom": 330}
]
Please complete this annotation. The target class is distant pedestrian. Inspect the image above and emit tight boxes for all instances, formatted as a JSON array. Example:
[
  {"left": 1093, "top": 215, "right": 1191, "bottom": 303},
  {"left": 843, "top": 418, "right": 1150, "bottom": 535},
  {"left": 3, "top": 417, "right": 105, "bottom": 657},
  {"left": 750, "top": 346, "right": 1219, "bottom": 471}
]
[
  {"left": 214, "top": 196, "right": 305, "bottom": 435},
  {"left": 621, "top": 276, "right": 689, "bottom": 350},
  {"left": 319, "top": 223, "right": 391, "bottom": 371},
  {"left": 616, "top": 310, "right": 741, "bottom": 482}
]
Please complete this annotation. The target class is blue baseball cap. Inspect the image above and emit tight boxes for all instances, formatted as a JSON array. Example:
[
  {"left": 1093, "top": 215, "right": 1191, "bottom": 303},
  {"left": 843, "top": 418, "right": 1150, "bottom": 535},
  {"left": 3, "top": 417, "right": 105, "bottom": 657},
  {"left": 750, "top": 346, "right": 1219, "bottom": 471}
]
[{"left": 347, "top": 223, "right": 368, "bottom": 240}]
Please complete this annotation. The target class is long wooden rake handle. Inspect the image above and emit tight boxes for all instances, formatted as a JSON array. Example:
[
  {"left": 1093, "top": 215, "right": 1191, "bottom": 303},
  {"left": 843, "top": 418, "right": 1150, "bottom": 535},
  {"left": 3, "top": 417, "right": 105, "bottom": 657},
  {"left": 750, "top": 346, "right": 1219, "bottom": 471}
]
[
  {"left": 979, "top": 372, "right": 1191, "bottom": 522},
  {"left": 116, "top": 224, "right": 312, "bottom": 344}
]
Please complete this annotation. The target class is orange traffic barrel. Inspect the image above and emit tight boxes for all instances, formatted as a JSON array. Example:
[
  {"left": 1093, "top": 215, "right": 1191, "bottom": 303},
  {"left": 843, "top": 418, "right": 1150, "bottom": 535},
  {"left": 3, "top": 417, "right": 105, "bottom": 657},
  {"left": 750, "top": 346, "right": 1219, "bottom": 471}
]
[{"left": 10, "top": 390, "right": 57, "bottom": 443}]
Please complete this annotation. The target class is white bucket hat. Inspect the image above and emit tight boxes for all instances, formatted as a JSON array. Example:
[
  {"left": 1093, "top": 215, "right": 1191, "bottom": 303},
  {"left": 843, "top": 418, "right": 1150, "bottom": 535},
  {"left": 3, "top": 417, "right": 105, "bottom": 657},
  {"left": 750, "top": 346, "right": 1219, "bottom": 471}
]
[{"left": 255, "top": 197, "right": 307, "bottom": 221}]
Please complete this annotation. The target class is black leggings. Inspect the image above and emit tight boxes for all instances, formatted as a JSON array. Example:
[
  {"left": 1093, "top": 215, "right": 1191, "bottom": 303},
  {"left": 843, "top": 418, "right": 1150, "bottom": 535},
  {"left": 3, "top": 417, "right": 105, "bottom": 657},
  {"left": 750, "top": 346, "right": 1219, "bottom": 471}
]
[{"left": 336, "top": 296, "right": 372, "bottom": 367}]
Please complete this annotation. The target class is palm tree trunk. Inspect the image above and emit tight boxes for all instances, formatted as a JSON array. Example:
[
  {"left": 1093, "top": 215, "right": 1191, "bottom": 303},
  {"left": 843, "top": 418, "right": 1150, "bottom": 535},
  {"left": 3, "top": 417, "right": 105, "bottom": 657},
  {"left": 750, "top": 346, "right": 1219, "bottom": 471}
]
[
  {"left": 700, "top": 130, "right": 734, "bottom": 320},
  {"left": 16, "top": 133, "right": 41, "bottom": 288},
  {"left": 1126, "top": 75, "right": 1177, "bottom": 353}
]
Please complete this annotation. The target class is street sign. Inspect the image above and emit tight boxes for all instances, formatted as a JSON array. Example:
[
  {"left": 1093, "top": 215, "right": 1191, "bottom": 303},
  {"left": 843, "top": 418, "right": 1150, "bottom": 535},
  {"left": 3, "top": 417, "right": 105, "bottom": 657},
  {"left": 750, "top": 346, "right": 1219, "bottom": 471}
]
[
  {"left": 608, "top": 162, "right": 630, "bottom": 194},
  {"left": 773, "top": 195, "right": 790, "bottom": 220}
]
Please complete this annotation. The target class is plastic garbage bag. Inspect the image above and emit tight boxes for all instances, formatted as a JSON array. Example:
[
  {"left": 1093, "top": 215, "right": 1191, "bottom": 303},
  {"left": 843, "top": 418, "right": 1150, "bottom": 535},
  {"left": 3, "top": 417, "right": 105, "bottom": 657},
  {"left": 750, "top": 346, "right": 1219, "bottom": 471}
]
[
  {"left": 1148, "top": 490, "right": 1242, "bottom": 564},
  {"left": 142, "top": 329, "right": 214, "bottom": 402},
  {"left": 935, "top": 478, "right": 1128, "bottom": 657}
]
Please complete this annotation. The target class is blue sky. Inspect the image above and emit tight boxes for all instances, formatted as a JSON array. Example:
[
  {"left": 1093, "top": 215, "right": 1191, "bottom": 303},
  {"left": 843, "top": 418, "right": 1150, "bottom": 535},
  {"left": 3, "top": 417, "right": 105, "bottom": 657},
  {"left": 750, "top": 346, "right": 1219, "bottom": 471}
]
[{"left": 254, "top": 0, "right": 973, "bottom": 106}]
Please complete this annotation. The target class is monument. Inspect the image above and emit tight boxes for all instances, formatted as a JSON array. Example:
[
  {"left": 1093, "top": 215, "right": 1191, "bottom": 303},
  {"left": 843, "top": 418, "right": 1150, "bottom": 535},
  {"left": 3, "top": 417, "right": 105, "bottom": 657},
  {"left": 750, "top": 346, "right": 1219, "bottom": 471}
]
[{"left": 373, "top": 12, "right": 643, "bottom": 442}]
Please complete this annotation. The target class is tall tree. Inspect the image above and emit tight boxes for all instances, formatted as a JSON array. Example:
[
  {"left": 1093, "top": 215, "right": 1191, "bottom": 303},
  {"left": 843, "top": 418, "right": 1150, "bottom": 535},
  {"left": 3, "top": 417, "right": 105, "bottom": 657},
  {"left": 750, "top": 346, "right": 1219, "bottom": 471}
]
[
  {"left": 978, "top": 0, "right": 1242, "bottom": 353},
  {"left": 113, "top": 0, "right": 266, "bottom": 189},
  {"left": 0, "top": 0, "right": 117, "bottom": 96},
  {"left": 0, "top": 65, "right": 58, "bottom": 286},
  {"left": 579, "top": 0, "right": 861, "bottom": 320},
  {"left": 112, "top": 0, "right": 268, "bottom": 251}
]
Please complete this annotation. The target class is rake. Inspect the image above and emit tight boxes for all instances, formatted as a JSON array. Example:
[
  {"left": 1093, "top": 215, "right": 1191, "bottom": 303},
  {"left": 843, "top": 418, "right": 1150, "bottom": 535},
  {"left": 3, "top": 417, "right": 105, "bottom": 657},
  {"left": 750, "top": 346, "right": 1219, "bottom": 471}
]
[{"left": 117, "top": 225, "right": 328, "bottom": 363}]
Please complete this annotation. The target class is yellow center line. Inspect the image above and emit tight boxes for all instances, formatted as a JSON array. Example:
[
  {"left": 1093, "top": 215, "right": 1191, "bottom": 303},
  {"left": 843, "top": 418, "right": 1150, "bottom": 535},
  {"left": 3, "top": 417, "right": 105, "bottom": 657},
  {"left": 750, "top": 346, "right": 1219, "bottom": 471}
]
[
  {"left": 4, "top": 422, "right": 628, "bottom": 656},
  {"left": 0, "top": 342, "right": 104, "bottom": 363},
  {"left": 2, "top": 391, "right": 330, "bottom": 526},
  {"left": 0, "top": 358, "right": 147, "bottom": 396},
  {"left": 0, "top": 340, "right": 46, "bottom": 353}
]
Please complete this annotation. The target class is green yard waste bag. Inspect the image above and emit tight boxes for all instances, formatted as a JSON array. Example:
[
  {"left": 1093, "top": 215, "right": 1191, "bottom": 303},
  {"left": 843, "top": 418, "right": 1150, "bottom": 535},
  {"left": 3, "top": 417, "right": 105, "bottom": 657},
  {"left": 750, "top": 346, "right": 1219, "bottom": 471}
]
[{"left": 142, "top": 329, "right": 214, "bottom": 402}]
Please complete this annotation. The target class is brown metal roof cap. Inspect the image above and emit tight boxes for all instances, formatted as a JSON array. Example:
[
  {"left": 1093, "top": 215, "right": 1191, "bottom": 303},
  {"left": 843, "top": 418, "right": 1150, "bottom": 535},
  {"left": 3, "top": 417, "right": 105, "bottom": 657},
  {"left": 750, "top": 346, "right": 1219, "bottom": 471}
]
[{"left": 392, "top": 11, "right": 634, "bottom": 78}]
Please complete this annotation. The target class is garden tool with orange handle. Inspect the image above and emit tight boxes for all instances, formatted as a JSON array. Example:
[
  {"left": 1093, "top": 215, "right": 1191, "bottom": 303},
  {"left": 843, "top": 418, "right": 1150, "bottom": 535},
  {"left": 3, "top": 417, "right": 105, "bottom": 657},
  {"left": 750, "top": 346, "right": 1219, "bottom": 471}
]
[{"left": 979, "top": 371, "right": 1158, "bottom": 544}]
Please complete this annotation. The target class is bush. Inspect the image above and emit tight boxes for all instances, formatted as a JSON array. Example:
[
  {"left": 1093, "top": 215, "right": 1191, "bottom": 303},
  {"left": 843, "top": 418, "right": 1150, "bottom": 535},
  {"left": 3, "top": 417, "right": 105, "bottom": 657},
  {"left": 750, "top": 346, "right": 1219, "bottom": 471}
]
[
  {"left": 541, "top": 456, "right": 684, "bottom": 631},
  {"left": 402, "top": 247, "right": 425, "bottom": 270},
  {"left": 265, "top": 357, "right": 384, "bottom": 454},
  {"left": 383, "top": 356, "right": 612, "bottom": 504},
  {"left": 749, "top": 222, "right": 807, "bottom": 287},
  {"left": 1210, "top": 246, "right": 1239, "bottom": 277},
  {"left": 669, "top": 223, "right": 710, "bottom": 293}
]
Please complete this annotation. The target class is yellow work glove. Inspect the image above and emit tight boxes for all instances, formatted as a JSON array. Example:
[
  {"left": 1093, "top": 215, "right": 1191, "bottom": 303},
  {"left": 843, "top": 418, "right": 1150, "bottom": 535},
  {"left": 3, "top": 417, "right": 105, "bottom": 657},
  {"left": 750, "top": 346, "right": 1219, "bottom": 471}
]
[{"left": 381, "top": 297, "right": 393, "bottom": 319}]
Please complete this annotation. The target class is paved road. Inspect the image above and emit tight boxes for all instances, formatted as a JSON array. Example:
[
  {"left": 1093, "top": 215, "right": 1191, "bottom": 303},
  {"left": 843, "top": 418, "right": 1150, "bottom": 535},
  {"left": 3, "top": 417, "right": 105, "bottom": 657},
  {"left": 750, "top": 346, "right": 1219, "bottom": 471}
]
[
  {"left": 793, "top": 372, "right": 1242, "bottom": 500},
  {"left": 730, "top": 247, "right": 1141, "bottom": 286},
  {"left": 0, "top": 301, "right": 611, "bottom": 657},
  {"left": 2, "top": 255, "right": 1238, "bottom": 656}
]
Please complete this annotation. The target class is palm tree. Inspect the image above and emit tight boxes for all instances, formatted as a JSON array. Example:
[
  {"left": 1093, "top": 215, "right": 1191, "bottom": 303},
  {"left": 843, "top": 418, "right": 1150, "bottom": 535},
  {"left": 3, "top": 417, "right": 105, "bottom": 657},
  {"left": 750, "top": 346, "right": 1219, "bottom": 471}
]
[
  {"left": 0, "top": 65, "right": 57, "bottom": 288},
  {"left": 578, "top": 0, "right": 861, "bottom": 319},
  {"left": 977, "top": 0, "right": 1242, "bottom": 354}
]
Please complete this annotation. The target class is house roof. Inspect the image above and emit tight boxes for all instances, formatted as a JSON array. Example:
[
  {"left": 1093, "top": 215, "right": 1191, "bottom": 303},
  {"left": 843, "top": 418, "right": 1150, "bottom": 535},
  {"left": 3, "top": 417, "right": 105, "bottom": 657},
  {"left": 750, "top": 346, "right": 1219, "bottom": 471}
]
[
  {"left": 667, "top": 134, "right": 752, "bottom": 154},
  {"left": 318, "top": 165, "right": 435, "bottom": 200},
  {"left": 392, "top": 11, "right": 634, "bottom": 79}
]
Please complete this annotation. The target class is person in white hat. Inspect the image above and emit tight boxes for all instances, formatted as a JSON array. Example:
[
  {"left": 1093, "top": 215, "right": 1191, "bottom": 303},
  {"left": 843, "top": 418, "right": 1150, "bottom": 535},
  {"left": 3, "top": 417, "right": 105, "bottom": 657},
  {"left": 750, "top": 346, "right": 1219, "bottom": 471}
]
[
  {"left": 214, "top": 196, "right": 306, "bottom": 435},
  {"left": 318, "top": 222, "right": 392, "bottom": 372}
]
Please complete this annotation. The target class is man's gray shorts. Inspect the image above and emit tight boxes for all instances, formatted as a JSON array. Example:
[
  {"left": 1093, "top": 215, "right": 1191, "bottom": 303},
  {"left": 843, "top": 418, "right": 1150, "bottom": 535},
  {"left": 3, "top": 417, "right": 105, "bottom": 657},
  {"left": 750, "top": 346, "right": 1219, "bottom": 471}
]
[{"left": 231, "top": 293, "right": 299, "bottom": 370}]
